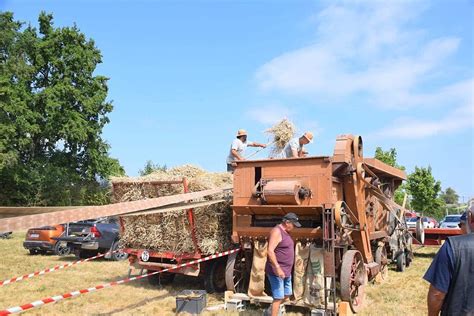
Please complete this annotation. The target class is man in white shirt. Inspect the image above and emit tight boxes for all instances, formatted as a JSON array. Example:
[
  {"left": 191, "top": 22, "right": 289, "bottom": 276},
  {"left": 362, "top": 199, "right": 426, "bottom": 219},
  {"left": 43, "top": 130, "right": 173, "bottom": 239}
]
[
  {"left": 227, "top": 129, "right": 266, "bottom": 172},
  {"left": 284, "top": 132, "right": 313, "bottom": 158}
]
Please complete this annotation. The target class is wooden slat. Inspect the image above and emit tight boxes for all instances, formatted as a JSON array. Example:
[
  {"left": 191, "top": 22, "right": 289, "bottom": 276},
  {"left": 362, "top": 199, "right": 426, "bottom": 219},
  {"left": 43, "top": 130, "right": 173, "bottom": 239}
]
[
  {"left": 0, "top": 187, "right": 231, "bottom": 232},
  {"left": 0, "top": 206, "right": 82, "bottom": 219},
  {"left": 122, "top": 199, "right": 226, "bottom": 216}
]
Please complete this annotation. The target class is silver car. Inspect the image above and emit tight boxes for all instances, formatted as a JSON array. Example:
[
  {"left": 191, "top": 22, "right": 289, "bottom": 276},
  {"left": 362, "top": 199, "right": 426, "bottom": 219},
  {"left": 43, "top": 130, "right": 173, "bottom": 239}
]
[{"left": 439, "top": 214, "right": 462, "bottom": 229}]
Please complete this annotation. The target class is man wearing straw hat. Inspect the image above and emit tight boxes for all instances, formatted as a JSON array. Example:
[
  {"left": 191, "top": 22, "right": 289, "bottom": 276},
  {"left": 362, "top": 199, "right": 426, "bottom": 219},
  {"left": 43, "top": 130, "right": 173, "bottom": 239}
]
[
  {"left": 284, "top": 132, "right": 313, "bottom": 158},
  {"left": 226, "top": 129, "right": 266, "bottom": 173}
]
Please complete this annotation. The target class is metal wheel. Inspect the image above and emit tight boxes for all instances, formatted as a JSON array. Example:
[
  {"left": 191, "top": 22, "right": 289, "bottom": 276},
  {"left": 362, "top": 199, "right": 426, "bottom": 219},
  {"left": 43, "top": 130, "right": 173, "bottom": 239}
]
[
  {"left": 415, "top": 219, "right": 425, "bottom": 245},
  {"left": 340, "top": 250, "right": 367, "bottom": 313},
  {"left": 375, "top": 245, "right": 388, "bottom": 280},
  {"left": 335, "top": 201, "right": 349, "bottom": 229},
  {"left": 54, "top": 241, "right": 71, "bottom": 256},
  {"left": 204, "top": 258, "right": 227, "bottom": 293},
  {"left": 111, "top": 241, "right": 129, "bottom": 261},
  {"left": 225, "top": 248, "right": 250, "bottom": 293},
  {"left": 396, "top": 251, "right": 406, "bottom": 272}
]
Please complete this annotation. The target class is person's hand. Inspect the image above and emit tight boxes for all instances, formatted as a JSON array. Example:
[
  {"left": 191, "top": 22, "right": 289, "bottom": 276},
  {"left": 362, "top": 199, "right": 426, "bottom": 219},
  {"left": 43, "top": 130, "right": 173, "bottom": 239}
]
[{"left": 276, "top": 266, "right": 285, "bottom": 278}]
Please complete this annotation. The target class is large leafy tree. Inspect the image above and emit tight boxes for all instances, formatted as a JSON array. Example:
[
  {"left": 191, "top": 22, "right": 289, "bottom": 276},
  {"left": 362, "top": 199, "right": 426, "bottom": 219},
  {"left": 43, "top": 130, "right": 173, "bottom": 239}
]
[
  {"left": 405, "top": 166, "right": 445, "bottom": 219},
  {"left": 440, "top": 187, "right": 459, "bottom": 205},
  {"left": 374, "top": 147, "right": 408, "bottom": 207},
  {"left": 0, "top": 12, "right": 123, "bottom": 206}
]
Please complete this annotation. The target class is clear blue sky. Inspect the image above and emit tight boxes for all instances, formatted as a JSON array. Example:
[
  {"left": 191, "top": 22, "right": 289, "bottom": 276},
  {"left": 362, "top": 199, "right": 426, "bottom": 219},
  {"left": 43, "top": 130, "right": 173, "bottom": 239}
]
[{"left": 2, "top": 0, "right": 473, "bottom": 200}]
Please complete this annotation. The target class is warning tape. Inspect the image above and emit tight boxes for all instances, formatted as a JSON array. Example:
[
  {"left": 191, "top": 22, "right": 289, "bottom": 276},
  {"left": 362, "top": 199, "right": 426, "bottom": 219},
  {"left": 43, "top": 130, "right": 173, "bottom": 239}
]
[
  {"left": 0, "top": 248, "right": 239, "bottom": 315},
  {"left": 0, "top": 250, "right": 119, "bottom": 287}
]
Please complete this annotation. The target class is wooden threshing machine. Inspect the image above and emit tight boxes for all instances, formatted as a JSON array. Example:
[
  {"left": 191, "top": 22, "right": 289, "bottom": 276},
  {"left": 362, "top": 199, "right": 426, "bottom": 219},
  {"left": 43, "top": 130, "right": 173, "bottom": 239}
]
[{"left": 225, "top": 134, "right": 412, "bottom": 314}]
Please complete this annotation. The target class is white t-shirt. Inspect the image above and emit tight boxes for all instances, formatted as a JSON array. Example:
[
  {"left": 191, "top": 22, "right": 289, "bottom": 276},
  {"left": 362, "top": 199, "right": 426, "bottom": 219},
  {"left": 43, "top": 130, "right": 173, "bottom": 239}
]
[
  {"left": 284, "top": 137, "right": 302, "bottom": 158},
  {"left": 227, "top": 138, "right": 254, "bottom": 164}
]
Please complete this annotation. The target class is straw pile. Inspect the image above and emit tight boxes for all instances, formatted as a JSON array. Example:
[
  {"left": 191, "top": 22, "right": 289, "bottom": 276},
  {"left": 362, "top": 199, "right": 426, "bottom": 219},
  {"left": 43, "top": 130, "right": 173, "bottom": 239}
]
[
  {"left": 114, "top": 165, "right": 233, "bottom": 254},
  {"left": 266, "top": 118, "right": 296, "bottom": 157}
]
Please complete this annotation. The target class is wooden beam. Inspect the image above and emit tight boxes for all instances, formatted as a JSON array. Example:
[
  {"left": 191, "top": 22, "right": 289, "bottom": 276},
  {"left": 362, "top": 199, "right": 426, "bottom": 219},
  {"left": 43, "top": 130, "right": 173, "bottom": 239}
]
[{"left": 0, "top": 187, "right": 231, "bottom": 232}]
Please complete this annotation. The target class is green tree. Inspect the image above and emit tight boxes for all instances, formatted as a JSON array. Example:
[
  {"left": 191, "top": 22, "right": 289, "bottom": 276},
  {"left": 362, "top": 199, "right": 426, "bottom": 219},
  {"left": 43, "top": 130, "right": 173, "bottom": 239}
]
[
  {"left": 440, "top": 187, "right": 459, "bottom": 205},
  {"left": 139, "top": 161, "right": 167, "bottom": 176},
  {"left": 0, "top": 12, "right": 123, "bottom": 206},
  {"left": 405, "top": 166, "right": 445, "bottom": 219},
  {"left": 374, "top": 147, "right": 408, "bottom": 207}
]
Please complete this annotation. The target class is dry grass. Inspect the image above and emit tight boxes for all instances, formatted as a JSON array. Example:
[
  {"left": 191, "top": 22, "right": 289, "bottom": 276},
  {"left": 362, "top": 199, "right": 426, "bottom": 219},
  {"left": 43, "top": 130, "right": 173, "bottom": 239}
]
[{"left": 0, "top": 233, "right": 436, "bottom": 315}]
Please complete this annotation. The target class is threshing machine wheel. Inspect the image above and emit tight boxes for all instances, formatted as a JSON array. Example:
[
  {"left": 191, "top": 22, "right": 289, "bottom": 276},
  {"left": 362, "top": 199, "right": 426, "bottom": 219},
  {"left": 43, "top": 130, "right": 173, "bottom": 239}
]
[
  {"left": 204, "top": 257, "right": 227, "bottom": 293},
  {"left": 396, "top": 252, "right": 406, "bottom": 272},
  {"left": 340, "top": 250, "right": 367, "bottom": 313},
  {"left": 353, "top": 135, "right": 363, "bottom": 159},
  {"left": 225, "top": 249, "right": 250, "bottom": 293},
  {"left": 415, "top": 219, "right": 425, "bottom": 245},
  {"left": 375, "top": 245, "right": 388, "bottom": 280},
  {"left": 334, "top": 201, "right": 348, "bottom": 228}
]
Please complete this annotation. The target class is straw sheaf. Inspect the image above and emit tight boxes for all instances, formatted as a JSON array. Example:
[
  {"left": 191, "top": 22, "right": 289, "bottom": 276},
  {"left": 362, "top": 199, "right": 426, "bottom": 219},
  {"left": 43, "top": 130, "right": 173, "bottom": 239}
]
[{"left": 114, "top": 165, "right": 233, "bottom": 254}]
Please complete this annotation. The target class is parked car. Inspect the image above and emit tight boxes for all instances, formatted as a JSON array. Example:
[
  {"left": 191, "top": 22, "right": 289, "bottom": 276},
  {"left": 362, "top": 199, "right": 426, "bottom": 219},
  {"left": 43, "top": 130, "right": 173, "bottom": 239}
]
[
  {"left": 0, "top": 231, "right": 12, "bottom": 239},
  {"left": 439, "top": 214, "right": 462, "bottom": 229},
  {"left": 23, "top": 224, "right": 71, "bottom": 256},
  {"left": 406, "top": 216, "right": 435, "bottom": 229},
  {"left": 54, "top": 217, "right": 127, "bottom": 261}
]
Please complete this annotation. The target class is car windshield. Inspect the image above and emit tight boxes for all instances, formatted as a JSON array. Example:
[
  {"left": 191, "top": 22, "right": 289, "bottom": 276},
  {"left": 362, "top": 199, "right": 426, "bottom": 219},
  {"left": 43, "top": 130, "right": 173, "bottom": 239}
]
[
  {"left": 444, "top": 216, "right": 461, "bottom": 222},
  {"left": 407, "top": 218, "right": 418, "bottom": 222}
]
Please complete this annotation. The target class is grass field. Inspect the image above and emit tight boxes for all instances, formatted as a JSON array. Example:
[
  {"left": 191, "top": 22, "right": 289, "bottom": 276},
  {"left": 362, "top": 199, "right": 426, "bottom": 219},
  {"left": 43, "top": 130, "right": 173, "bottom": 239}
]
[{"left": 0, "top": 232, "right": 437, "bottom": 315}]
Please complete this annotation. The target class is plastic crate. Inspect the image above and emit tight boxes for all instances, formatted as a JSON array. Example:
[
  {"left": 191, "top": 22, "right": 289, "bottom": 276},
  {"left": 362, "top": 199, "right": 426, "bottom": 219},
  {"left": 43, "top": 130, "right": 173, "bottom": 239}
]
[{"left": 176, "top": 290, "right": 207, "bottom": 315}]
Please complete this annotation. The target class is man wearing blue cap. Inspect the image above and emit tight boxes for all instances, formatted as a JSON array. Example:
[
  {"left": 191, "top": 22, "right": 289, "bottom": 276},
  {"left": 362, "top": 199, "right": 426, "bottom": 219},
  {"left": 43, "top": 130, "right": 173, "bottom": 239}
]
[{"left": 423, "top": 205, "right": 474, "bottom": 315}]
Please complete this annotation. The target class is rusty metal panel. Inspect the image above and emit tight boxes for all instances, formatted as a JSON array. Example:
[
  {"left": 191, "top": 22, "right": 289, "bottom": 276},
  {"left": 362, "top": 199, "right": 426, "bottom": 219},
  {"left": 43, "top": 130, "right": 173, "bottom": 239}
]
[{"left": 236, "top": 227, "right": 322, "bottom": 240}]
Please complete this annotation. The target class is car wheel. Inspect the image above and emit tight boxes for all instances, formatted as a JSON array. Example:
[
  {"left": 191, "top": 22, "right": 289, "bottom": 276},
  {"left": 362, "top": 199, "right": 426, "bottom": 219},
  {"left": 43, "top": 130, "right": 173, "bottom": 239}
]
[
  {"left": 111, "top": 241, "right": 128, "bottom": 261},
  {"left": 54, "top": 242, "right": 71, "bottom": 256}
]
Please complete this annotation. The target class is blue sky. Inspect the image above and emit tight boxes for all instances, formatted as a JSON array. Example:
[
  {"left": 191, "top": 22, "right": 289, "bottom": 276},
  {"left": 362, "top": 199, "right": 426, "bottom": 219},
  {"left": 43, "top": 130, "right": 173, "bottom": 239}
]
[{"left": 2, "top": 0, "right": 473, "bottom": 200}]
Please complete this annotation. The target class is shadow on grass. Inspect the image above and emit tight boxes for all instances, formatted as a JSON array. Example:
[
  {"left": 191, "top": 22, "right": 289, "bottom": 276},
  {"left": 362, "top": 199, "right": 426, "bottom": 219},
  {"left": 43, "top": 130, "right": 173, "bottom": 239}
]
[
  {"left": 95, "top": 293, "right": 170, "bottom": 315},
  {"left": 413, "top": 251, "right": 437, "bottom": 259}
]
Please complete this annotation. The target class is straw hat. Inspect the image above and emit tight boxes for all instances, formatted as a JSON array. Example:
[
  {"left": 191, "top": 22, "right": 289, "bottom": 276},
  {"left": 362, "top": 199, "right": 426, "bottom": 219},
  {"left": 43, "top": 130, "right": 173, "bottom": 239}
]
[
  {"left": 303, "top": 132, "right": 314, "bottom": 143},
  {"left": 236, "top": 129, "right": 248, "bottom": 137}
]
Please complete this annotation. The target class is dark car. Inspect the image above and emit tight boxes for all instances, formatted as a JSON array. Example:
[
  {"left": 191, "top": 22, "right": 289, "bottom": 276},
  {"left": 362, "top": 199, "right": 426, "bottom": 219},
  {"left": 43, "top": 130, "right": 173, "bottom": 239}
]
[{"left": 54, "top": 217, "right": 127, "bottom": 261}]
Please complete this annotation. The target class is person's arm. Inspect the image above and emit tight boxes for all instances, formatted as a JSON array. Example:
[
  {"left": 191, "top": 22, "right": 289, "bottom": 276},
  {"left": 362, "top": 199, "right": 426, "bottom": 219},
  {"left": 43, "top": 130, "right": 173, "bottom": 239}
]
[
  {"left": 297, "top": 147, "right": 305, "bottom": 157},
  {"left": 423, "top": 241, "right": 454, "bottom": 316},
  {"left": 427, "top": 285, "right": 446, "bottom": 316},
  {"left": 267, "top": 227, "right": 285, "bottom": 278},
  {"left": 248, "top": 142, "right": 266, "bottom": 148},
  {"left": 231, "top": 149, "right": 244, "bottom": 161}
]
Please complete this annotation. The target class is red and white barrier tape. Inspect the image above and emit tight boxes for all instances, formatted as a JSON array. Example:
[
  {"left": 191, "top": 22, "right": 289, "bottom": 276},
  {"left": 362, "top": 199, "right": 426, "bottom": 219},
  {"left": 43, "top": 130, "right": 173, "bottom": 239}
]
[
  {"left": 0, "top": 250, "right": 118, "bottom": 287},
  {"left": 0, "top": 248, "right": 239, "bottom": 315}
]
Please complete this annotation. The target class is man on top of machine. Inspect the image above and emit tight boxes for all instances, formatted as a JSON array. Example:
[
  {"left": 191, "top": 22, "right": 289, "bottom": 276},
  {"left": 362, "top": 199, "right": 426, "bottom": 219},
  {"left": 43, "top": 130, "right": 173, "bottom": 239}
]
[
  {"left": 226, "top": 129, "right": 266, "bottom": 172},
  {"left": 284, "top": 132, "right": 313, "bottom": 158}
]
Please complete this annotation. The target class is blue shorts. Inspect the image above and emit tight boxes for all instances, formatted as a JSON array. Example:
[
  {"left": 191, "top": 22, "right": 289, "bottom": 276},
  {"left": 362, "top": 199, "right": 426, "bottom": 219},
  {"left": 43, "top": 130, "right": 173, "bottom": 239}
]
[{"left": 267, "top": 274, "right": 292, "bottom": 299}]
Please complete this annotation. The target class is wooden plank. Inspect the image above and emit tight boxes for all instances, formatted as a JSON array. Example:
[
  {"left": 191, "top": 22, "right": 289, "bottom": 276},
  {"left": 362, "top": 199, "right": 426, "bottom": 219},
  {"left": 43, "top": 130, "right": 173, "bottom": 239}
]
[
  {"left": 122, "top": 199, "right": 225, "bottom": 216},
  {"left": 0, "top": 186, "right": 231, "bottom": 232},
  {"left": 364, "top": 158, "right": 407, "bottom": 180},
  {"left": 0, "top": 206, "right": 82, "bottom": 219}
]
